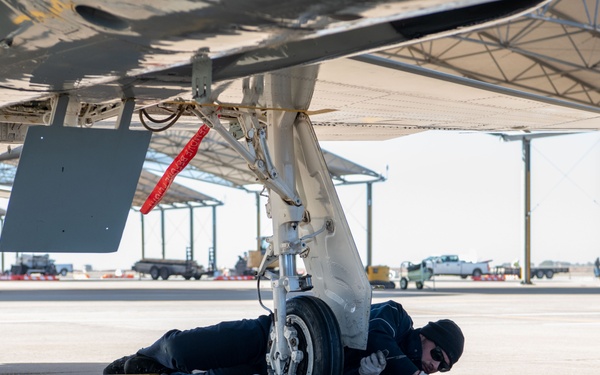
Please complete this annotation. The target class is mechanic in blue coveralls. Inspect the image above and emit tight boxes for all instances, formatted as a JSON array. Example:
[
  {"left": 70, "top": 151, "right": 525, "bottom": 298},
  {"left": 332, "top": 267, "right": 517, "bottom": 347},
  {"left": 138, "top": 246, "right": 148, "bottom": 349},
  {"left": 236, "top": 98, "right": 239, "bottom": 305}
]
[{"left": 104, "top": 300, "right": 464, "bottom": 375}]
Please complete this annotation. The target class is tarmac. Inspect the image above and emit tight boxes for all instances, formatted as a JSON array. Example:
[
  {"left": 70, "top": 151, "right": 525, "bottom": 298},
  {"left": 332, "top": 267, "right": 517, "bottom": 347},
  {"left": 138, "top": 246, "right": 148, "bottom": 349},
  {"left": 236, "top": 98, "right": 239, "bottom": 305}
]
[{"left": 0, "top": 274, "right": 599, "bottom": 375}]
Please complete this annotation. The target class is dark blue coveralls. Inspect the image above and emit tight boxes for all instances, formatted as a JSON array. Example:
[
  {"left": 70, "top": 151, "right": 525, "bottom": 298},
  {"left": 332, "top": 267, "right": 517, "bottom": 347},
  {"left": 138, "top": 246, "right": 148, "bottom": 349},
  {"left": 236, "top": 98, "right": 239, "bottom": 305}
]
[
  {"left": 138, "top": 315, "right": 272, "bottom": 375},
  {"left": 137, "top": 300, "right": 423, "bottom": 375},
  {"left": 343, "top": 301, "right": 423, "bottom": 375}
]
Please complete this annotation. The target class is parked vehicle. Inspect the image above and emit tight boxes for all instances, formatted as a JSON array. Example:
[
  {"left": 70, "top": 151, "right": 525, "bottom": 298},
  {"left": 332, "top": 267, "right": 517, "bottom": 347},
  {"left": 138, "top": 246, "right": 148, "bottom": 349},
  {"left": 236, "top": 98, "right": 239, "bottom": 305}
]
[
  {"left": 493, "top": 266, "right": 569, "bottom": 279},
  {"left": 10, "top": 254, "right": 57, "bottom": 276},
  {"left": 55, "top": 263, "right": 73, "bottom": 276},
  {"left": 399, "top": 261, "right": 432, "bottom": 289},
  {"left": 423, "top": 255, "right": 491, "bottom": 278},
  {"left": 366, "top": 265, "right": 396, "bottom": 289},
  {"left": 132, "top": 258, "right": 211, "bottom": 280}
]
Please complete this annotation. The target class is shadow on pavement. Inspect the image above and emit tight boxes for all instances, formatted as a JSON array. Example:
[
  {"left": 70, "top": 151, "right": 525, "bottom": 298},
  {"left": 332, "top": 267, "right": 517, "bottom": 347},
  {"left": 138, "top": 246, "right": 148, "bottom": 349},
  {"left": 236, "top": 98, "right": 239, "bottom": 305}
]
[
  {"left": 0, "top": 288, "right": 273, "bottom": 302},
  {"left": 0, "top": 363, "right": 106, "bottom": 374},
  {"left": 375, "top": 285, "right": 600, "bottom": 298}
]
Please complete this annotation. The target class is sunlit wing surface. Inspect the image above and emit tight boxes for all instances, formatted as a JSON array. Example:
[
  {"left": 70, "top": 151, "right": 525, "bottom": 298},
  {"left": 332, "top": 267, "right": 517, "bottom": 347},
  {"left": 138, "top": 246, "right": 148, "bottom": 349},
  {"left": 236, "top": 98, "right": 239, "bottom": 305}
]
[{"left": 0, "top": 0, "right": 545, "bottom": 124}]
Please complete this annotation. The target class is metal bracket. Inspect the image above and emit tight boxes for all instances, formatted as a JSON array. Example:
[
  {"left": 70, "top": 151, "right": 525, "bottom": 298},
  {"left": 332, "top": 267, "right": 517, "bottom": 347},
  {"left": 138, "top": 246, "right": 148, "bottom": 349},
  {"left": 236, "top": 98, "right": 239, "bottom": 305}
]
[
  {"left": 192, "top": 53, "right": 212, "bottom": 104},
  {"left": 190, "top": 107, "right": 302, "bottom": 206}
]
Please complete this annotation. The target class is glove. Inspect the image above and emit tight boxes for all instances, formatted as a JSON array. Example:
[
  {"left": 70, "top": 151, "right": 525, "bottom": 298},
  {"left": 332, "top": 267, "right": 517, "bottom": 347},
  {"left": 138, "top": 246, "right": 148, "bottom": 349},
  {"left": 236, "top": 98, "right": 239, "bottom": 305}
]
[{"left": 358, "top": 350, "right": 387, "bottom": 375}]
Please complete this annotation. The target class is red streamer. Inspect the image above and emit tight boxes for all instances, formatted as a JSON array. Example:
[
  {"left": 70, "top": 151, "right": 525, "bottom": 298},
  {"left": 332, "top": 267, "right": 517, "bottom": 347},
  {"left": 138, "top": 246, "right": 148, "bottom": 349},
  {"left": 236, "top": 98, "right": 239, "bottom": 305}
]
[{"left": 140, "top": 124, "right": 210, "bottom": 214}]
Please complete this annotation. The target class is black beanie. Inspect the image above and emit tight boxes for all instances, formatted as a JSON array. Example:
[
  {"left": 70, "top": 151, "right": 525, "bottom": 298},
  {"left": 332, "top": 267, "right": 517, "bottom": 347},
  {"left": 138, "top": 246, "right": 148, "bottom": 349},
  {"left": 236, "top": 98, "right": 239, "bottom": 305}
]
[{"left": 421, "top": 319, "right": 464, "bottom": 366}]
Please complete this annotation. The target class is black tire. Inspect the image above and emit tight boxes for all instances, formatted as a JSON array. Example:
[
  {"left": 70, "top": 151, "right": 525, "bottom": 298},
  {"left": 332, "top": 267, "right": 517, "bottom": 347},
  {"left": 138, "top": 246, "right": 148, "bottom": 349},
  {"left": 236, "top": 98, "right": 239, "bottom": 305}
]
[
  {"left": 183, "top": 275, "right": 191, "bottom": 280},
  {"left": 400, "top": 277, "right": 408, "bottom": 290},
  {"left": 536, "top": 270, "right": 545, "bottom": 279},
  {"left": 472, "top": 269, "right": 482, "bottom": 277},
  {"left": 416, "top": 281, "right": 424, "bottom": 289},
  {"left": 193, "top": 274, "right": 201, "bottom": 280},
  {"left": 160, "top": 267, "right": 170, "bottom": 280},
  {"left": 60, "top": 269, "right": 68, "bottom": 277},
  {"left": 269, "top": 296, "right": 343, "bottom": 375},
  {"left": 150, "top": 267, "right": 160, "bottom": 280},
  {"left": 545, "top": 270, "right": 554, "bottom": 279}
]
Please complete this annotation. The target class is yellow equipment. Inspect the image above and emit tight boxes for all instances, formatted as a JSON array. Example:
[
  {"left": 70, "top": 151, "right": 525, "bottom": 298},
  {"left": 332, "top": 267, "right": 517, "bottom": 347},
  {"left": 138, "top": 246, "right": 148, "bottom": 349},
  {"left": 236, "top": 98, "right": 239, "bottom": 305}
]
[{"left": 366, "top": 265, "right": 395, "bottom": 289}]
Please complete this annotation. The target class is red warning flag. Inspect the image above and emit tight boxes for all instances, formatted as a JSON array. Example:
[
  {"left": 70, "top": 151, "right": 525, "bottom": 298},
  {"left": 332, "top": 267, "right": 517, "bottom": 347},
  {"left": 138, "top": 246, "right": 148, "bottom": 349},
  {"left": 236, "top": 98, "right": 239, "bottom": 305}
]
[{"left": 140, "top": 124, "right": 210, "bottom": 214}]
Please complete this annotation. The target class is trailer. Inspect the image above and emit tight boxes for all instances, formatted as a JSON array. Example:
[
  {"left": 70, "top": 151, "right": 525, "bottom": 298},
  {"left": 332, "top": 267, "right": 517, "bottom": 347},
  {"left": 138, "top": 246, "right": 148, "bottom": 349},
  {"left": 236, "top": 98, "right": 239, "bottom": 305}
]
[
  {"left": 132, "top": 258, "right": 211, "bottom": 280},
  {"left": 493, "top": 266, "right": 569, "bottom": 279}
]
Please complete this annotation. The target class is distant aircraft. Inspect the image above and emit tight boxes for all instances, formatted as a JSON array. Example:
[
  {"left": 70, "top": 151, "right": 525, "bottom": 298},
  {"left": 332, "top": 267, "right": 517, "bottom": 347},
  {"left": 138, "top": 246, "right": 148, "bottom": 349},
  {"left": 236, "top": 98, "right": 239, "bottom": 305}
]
[{"left": 0, "top": 1, "right": 582, "bottom": 373}]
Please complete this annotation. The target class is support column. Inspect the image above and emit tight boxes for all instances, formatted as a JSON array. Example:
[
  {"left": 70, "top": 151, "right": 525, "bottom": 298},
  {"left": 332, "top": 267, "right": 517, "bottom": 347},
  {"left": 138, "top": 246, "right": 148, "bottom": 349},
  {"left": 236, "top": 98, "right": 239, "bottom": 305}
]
[
  {"left": 212, "top": 205, "right": 217, "bottom": 269},
  {"left": 256, "top": 192, "right": 261, "bottom": 251},
  {"left": 1, "top": 216, "right": 3, "bottom": 272},
  {"left": 161, "top": 207, "right": 166, "bottom": 259},
  {"left": 366, "top": 182, "right": 373, "bottom": 267},
  {"left": 140, "top": 212, "right": 146, "bottom": 259},
  {"left": 522, "top": 138, "right": 532, "bottom": 284},
  {"left": 189, "top": 205, "right": 195, "bottom": 260}
]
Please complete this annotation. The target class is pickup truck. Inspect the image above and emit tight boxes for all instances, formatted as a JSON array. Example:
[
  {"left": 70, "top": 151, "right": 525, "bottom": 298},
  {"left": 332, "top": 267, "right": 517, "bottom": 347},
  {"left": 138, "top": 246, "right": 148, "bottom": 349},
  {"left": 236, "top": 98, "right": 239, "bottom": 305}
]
[
  {"left": 423, "top": 255, "right": 491, "bottom": 278},
  {"left": 55, "top": 263, "right": 73, "bottom": 276}
]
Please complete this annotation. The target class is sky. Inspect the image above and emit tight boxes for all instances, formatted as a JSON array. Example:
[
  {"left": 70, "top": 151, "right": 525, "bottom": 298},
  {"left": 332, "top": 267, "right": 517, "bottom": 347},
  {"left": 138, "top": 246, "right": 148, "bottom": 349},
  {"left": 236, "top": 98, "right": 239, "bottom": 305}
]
[{"left": 3, "top": 130, "right": 600, "bottom": 272}]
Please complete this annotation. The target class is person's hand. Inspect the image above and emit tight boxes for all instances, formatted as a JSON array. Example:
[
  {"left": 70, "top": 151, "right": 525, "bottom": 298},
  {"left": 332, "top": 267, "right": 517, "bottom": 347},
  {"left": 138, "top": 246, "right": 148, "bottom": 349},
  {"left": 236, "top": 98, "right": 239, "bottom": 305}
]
[{"left": 358, "top": 350, "right": 387, "bottom": 375}]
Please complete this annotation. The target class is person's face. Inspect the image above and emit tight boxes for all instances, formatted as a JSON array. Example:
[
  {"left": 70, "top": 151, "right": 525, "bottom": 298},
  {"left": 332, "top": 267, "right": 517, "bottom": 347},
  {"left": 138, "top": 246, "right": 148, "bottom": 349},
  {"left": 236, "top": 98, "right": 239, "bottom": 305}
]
[{"left": 419, "top": 334, "right": 451, "bottom": 374}]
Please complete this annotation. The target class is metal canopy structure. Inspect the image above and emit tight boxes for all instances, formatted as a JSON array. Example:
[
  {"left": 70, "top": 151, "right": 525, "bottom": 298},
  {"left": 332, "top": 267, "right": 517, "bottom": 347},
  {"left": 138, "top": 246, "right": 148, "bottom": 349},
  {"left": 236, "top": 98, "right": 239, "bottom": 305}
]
[
  {"left": 146, "top": 130, "right": 384, "bottom": 189},
  {"left": 0, "top": 159, "right": 222, "bottom": 210},
  {"left": 134, "top": 169, "right": 222, "bottom": 208},
  {"left": 342, "top": 0, "right": 600, "bottom": 276},
  {"left": 0, "top": 130, "right": 383, "bottom": 268},
  {"left": 134, "top": 169, "right": 223, "bottom": 265},
  {"left": 366, "top": 0, "right": 600, "bottom": 113},
  {"left": 145, "top": 129, "right": 385, "bottom": 264}
]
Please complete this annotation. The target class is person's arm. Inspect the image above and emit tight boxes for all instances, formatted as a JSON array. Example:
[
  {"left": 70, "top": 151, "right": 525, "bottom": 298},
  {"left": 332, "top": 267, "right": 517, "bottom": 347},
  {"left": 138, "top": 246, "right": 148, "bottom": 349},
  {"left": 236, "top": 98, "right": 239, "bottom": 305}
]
[{"left": 367, "top": 302, "right": 420, "bottom": 374}]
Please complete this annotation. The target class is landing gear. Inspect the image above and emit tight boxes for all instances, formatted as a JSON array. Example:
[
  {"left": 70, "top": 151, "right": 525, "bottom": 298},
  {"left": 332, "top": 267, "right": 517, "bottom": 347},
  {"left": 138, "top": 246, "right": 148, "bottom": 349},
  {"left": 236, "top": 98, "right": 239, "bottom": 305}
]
[
  {"left": 268, "top": 296, "right": 343, "bottom": 375},
  {"left": 191, "top": 65, "right": 371, "bottom": 374}
]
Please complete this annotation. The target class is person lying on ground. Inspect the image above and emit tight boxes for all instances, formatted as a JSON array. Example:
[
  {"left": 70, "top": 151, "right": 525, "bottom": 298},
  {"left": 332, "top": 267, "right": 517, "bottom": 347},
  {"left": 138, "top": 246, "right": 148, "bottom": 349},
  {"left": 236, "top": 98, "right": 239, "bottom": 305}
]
[{"left": 104, "top": 299, "right": 464, "bottom": 375}]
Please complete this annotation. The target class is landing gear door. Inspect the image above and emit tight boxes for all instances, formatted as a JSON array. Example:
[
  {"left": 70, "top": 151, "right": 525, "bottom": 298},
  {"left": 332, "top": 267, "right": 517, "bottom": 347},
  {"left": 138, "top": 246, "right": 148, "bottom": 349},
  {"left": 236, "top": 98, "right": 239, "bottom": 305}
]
[
  {"left": 294, "top": 116, "right": 372, "bottom": 351},
  {"left": 0, "top": 125, "right": 151, "bottom": 253}
]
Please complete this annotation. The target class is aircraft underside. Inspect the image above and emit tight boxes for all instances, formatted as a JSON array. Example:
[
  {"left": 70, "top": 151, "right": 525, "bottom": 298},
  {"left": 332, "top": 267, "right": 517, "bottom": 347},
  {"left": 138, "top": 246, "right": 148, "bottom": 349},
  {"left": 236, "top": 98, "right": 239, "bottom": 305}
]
[{"left": 0, "top": 1, "right": 573, "bottom": 374}]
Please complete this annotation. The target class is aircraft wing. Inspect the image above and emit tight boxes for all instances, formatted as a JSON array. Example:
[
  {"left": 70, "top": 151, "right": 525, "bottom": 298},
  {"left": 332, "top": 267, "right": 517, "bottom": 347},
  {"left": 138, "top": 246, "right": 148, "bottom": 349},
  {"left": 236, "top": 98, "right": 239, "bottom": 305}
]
[
  {"left": 0, "top": 0, "right": 564, "bottom": 254},
  {"left": 0, "top": 0, "right": 545, "bottom": 123}
]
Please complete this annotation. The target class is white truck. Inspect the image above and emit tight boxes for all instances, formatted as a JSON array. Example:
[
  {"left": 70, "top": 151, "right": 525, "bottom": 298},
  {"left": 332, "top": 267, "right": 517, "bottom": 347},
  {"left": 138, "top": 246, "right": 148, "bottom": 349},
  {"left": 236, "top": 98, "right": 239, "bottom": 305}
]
[
  {"left": 423, "top": 255, "right": 491, "bottom": 278},
  {"left": 55, "top": 263, "right": 74, "bottom": 276}
]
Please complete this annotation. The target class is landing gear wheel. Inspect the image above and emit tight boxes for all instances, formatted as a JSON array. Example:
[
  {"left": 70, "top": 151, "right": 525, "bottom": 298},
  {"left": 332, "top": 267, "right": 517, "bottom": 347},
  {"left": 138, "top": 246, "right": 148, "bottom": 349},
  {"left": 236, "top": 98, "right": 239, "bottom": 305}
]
[{"left": 269, "top": 296, "right": 343, "bottom": 375}]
